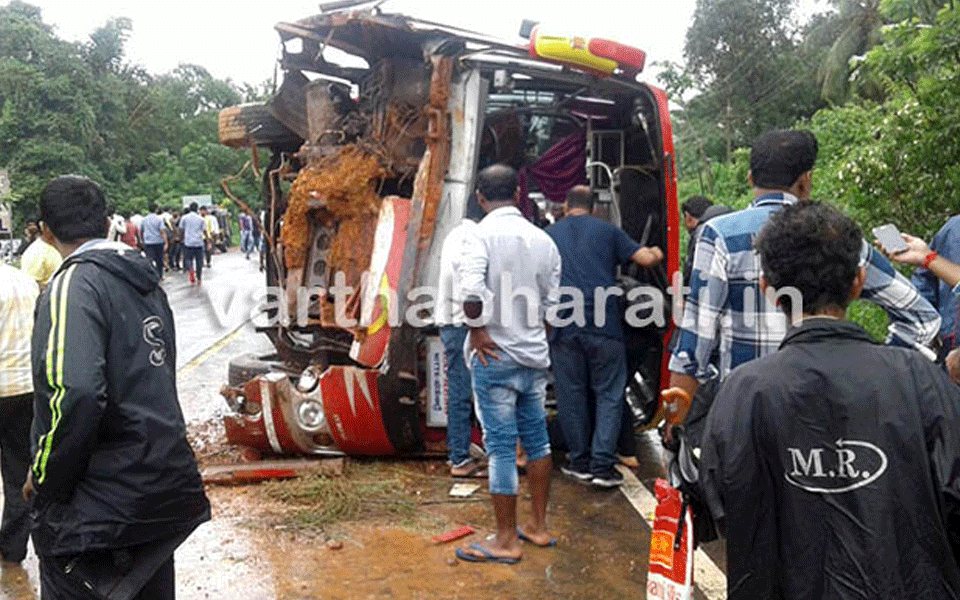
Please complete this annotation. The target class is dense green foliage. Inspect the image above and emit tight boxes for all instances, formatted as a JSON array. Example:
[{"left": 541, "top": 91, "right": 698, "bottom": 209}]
[
  {"left": 671, "top": 0, "right": 960, "bottom": 339},
  {"left": 0, "top": 1, "right": 264, "bottom": 230}
]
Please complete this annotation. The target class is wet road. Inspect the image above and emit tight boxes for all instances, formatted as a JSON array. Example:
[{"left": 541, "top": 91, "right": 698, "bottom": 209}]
[
  {"left": 164, "top": 249, "right": 266, "bottom": 371},
  {"left": 0, "top": 249, "right": 273, "bottom": 600},
  {"left": 0, "top": 248, "right": 728, "bottom": 599}
]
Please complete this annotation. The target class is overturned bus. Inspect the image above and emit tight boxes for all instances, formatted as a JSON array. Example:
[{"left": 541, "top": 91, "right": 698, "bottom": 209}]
[{"left": 216, "top": 5, "right": 680, "bottom": 457}]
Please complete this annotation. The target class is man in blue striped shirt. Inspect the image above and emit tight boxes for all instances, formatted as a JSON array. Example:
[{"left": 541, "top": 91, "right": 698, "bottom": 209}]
[{"left": 668, "top": 130, "right": 940, "bottom": 405}]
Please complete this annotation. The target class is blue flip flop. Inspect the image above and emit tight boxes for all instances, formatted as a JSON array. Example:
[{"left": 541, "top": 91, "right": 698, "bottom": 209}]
[
  {"left": 455, "top": 543, "right": 521, "bottom": 564},
  {"left": 517, "top": 528, "right": 557, "bottom": 548}
]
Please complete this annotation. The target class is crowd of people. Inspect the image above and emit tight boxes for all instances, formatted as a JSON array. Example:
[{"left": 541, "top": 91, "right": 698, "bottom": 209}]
[
  {"left": 12, "top": 201, "right": 266, "bottom": 287},
  {"left": 5, "top": 127, "right": 960, "bottom": 598},
  {"left": 437, "top": 129, "right": 960, "bottom": 598}
]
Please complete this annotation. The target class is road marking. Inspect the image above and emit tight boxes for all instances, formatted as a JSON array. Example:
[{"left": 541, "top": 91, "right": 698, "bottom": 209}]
[
  {"left": 178, "top": 323, "right": 246, "bottom": 375},
  {"left": 616, "top": 465, "right": 727, "bottom": 600}
]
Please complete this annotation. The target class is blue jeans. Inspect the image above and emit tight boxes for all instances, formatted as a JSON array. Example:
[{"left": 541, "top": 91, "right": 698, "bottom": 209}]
[
  {"left": 551, "top": 330, "right": 626, "bottom": 476},
  {"left": 440, "top": 326, "right": 473, "bottom": 467},
  {"left": 471, "top": 354, "right": 551, "bottom": 495},
  {"left": 240, "top": 230, "right": 253, "bottom": 257}
]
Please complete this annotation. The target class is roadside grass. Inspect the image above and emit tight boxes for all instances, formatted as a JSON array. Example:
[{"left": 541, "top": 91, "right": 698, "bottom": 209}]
[{"left": 260, "top": 461, "right": 453, "bottom": 533}]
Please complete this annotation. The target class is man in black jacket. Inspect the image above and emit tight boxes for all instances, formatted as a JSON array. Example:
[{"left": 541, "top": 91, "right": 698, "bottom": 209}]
[
  {"left": 701, "top": 201, "right": 960, "bottom": 599},
  {"left": 26, "top": 176, "right": 210, "bottom": 599}
]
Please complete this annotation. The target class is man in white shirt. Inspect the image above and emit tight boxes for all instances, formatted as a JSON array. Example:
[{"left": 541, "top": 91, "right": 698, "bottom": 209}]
[
  {"left": 201, "top": 207, "right": 219, "bottom": 268},
  {"left": 106, "top": 210, "right": 125, "bottom": 243},
  {"left": 455, "top": 165, "right": 561, "bottom": 564},
  {"left": 436, "top": 213, "right": 480, "bottom": 477},
  {"left": 0, "top": 264, "right": 39, "bottom": 564}
]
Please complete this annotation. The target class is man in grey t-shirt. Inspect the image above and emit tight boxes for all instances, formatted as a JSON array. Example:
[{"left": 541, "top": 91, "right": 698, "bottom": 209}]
[
  {"left": 179, "top": 203, "right": 206, "bottom": 284},
  {"left": 141, "top": 204, "right": 167, "bottom": 277}
]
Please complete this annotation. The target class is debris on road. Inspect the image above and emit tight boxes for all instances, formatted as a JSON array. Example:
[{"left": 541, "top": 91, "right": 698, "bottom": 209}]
[
  {"left": 449, "top": 483, "right": 480, "bottom": 498},
  {"left": 201, "top": 457, "right": 346, "bottom": 485},
  {"left": 431, "top": 525, "right": 475, "bottom": 545}
]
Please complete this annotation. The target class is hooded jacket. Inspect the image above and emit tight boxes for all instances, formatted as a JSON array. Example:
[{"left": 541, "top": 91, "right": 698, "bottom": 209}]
[
  {"left": 30, "top": 240, "right": 209, "bottom": 556},
  {"left": 701, "top": 318, "right": 960, "bottom": 600}
]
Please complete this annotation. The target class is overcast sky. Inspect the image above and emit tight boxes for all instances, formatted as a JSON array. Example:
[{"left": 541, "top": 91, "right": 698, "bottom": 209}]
[{"left": 13, "top": 0, "right": 702, "bottom": 87}]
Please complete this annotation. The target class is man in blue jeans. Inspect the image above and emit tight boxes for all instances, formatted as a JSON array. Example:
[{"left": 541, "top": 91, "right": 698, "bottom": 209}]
[
  {"left": 547, "top": 186, "right": 663, "bottom": 487},
  {"left": 179, "top": 202, "right": 206, "bottom": 284},
  {"left": 456, "top": 165, "right": 561, "bottom": 564},
  {"left": 436, "top": 214, "right": 481, "bottom": 477},
  {"left": 238, "top": 212, "right": 254, "bottom": 260}
]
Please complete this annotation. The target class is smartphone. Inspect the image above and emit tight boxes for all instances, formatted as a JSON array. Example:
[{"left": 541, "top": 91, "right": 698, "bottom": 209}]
[{"left": 873, "top": 224, "right": 909, "bottom": 254}]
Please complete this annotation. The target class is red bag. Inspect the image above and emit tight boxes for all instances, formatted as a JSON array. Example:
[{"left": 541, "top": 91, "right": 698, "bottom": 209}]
[{"left": 647, "top": 478, "right": 694, "bottom": 600}]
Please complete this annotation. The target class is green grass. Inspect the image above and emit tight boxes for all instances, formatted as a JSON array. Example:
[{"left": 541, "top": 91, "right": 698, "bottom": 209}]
[{"left": 262, "top": 466, "right": 419, "bottom": 530}]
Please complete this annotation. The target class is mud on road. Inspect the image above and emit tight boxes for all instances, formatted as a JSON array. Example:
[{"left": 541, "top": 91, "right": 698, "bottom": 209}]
[
  {"left": 203, "top": 459, "right": 652, "bottom": 600},
  {"left": 177, "top": 322, "right": 662, "bottom": 600},
  {"left": 0, "top": 269, "right": 701, "bottom": 600}
]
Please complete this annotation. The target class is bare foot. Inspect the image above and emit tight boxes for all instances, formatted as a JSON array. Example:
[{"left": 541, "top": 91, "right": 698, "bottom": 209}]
[
  {"left": 617, "top": 453, "right": 640, "bottom": 469},
  {"left": 518, "top": 525, "right": 556, "bottom": 547}
]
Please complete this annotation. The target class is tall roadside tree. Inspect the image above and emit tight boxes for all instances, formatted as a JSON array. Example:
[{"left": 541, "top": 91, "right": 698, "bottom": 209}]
[
  {"left": 809, "top": 0, "right": 884, "bottom": 104},
  {"left": 683, "top": 0, "right": 820, "bottom": 156},
  {"left": 0, "top": 2, "right": 260, "bottom": 227}
]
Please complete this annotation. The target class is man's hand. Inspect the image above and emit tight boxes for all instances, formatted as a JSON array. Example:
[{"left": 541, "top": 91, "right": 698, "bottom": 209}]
[
  {"left": 632, "top": 246, "right": 665, "bottom": 268},
  {"left": 947, "top": 348, "right": 960, "bottom": 385},
  {"left": 469, "top": 327, "right": 500, "bottom": 366},
  {"left": 22, "top": 470, "right": 34, "bottom": 502},
  {"left": 881, "top": 233, "right": 929, "bottom": 267}
]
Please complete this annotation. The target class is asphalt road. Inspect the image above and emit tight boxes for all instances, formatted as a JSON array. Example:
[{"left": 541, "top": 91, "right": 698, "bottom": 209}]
[{"left": 163, "top": 248, "right": 266, "bottom": 371}]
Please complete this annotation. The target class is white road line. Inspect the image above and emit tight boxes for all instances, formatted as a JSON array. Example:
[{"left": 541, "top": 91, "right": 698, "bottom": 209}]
[{"left": 616, "top": 465, "right": 727, "bottom": 600}]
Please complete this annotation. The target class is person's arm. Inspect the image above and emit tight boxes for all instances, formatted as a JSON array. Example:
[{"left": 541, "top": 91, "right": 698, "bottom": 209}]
[
  {"left": 28, "top": 267, "right": 108, "bottom": 507},
  {"left": 667, "top": 224, "right": 730, "bottom": 404},
  {"left": 538, "top": 239, "right": 562, "bottom": 326},
  {"left": 858, "top": 240, "right": 941, "bottom": 354},
  {"left": 612, "top": 226, "right": 664, "bottom": 268},
  {"left": 458, "top": 228, "right": 498, "bottom": 365},
  {"left": 888, "top": 232, "right": 960, "bottom": 289}
]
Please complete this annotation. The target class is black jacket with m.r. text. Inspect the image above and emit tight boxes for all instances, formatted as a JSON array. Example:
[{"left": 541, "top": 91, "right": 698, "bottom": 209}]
[
  {"left": 30, "top": 240, "right": 209, "bottom": 556},
  {"left": 702, "top": 318, "right": 960, "bottom": 599}
]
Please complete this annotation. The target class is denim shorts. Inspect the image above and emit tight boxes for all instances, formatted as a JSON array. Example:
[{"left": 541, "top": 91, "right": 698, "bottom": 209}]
[{"left": 471, "top": 353, "right": 551, "bottom": 495}]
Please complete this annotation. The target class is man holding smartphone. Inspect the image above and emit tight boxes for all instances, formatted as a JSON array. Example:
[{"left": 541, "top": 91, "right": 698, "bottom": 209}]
[
  {"left": 667, "top": 129, "right": 941, "bottom": 424},
  {"left": 886, "top": 228, "right": 960, "bottom": 383}
]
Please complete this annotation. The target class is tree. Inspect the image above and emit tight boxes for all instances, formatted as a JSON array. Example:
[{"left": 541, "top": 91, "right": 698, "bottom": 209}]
[
  {"left": 0, "top": 3, "right": 256, "bottom": 230},
  {"left": 683, "top": 0, "right": 819, "bottom": 154},
  {"left": 808, "top": 0, "right": 884, "bottom": 104}
]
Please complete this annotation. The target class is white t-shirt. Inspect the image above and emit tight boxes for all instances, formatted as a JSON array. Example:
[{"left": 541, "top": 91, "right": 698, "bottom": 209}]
[
  {"left": 459, "top": 206, "right": 561, "bottom": 370},
  {"left": 107, "top": 215, "right": 126, "bottom": 242}
]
